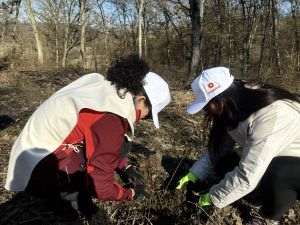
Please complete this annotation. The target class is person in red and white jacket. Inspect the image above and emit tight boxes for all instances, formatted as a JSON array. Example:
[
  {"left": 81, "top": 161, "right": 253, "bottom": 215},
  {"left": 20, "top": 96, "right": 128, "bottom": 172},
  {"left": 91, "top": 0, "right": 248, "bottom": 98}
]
[{"left": 5, "top": 55, "right": 171, "bottom": 219}]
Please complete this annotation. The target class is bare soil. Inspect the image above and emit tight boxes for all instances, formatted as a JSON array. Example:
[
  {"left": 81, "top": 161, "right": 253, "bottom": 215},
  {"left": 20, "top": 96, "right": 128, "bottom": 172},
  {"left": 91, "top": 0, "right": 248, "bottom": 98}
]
[{"left": 0, "top": 70, "right": 299, "bottom": 225}]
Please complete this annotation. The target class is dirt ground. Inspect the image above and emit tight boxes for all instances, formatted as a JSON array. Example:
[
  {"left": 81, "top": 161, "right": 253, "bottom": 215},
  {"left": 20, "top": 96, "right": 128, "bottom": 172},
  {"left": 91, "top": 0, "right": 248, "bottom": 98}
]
[{"left": 0, "top": 70, "right": 300, "bottom": 225}]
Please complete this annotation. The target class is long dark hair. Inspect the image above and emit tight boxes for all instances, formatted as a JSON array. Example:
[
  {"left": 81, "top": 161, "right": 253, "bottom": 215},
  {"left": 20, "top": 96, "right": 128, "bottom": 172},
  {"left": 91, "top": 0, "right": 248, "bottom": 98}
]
[{"left": 208, "top": 80, "right": 300, "bottom": 164}]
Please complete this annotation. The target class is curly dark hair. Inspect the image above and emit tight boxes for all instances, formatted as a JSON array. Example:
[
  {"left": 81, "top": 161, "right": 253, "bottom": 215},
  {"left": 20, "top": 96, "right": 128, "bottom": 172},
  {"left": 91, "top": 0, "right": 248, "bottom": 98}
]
[{"left": 106, "top": 55, "right": 150, "bottom": 96}]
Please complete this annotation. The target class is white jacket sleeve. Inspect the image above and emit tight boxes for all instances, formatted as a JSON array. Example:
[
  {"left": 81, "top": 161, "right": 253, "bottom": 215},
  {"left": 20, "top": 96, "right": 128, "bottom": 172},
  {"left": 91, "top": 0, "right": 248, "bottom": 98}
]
[{"left": 209, "top": 102, "right": 300, "bottom": 208}]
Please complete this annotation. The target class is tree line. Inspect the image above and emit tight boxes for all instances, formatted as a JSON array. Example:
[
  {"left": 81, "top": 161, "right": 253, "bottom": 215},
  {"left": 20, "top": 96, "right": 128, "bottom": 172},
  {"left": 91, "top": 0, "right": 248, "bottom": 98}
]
[{"left": 0, "top": 0, "right": 299, "bottom": 87}]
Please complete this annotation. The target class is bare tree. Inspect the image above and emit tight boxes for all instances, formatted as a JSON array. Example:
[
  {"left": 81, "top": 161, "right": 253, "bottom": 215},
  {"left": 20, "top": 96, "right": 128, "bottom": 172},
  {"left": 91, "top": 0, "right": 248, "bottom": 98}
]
[
  {"left": 94, "top": 0, "right": 108, "bottom": 68},
  {"left": 10, "top": 0, "right": 22, "bottom": 40},
  {"left": 213, "top": 0, "right": 225, "bottom": 65},
  {"left": 115, "top": 0, "right": 130, "bottom": 51},
  {"left": 159, "top": 0, "right": 189, "bottom": 60},
  {"left": 137, "top": 0, "right": 144, "bottom": 58},
  {"left": 271, "top": 0, "right": 281, "bottom": 76},
  {"left": 79, "top": 0, "right": 89, "bottom": 69},
  {"left": 25, "top": 0, "right": 44, "bottom": 65},
  {"left": 110, "top": 0, "right": 139, "bottom": 54},
  {"left": 188, "top": 0, "right": 205, "bottom": 81},
  {"left": 40, "top": 0, "right": 64, "bottom": 68},
  {"left": 258, "top": 0, "right": 271, "bottom": 79},
  {"left": 0, "top": 1, "right": 13, "bottom": 44},
  {"left": 0, "top": 0, "right": 297, "bottom": 83},
  {"left": 290, "top": 0, "right": 299, "bottom": 71},
  {"left": 61, "top": 0, "right": 80, "bottom": 68},
  {"left": 239, "top": 0, "right": 260, "bottom": 76},
  {"left": 226, "top": 0, "right": 232, "bottom": 67}
]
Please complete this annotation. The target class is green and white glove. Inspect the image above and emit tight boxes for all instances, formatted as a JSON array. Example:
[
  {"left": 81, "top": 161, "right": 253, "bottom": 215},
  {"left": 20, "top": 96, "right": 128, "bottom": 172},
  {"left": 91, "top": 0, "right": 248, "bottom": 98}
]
[
  {"left": 176, "top": 171, "right": 198, "bottom": 190},
  {"left": 197, "top": 193, "right": 212, "bottom": 207}
]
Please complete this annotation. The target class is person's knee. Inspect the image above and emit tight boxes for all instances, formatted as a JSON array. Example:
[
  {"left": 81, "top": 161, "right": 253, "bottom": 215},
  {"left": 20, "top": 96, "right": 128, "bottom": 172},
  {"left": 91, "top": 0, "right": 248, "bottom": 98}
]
[
  {"left": 263, "top": 158, "right": 288, "bottom": 183},
  {"left": 260, "top": 189, "right": 297, "bottom": 221}
]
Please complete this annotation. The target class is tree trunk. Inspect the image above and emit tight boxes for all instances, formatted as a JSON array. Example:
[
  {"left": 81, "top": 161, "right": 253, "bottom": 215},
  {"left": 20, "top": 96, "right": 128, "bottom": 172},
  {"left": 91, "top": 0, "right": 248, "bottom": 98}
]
[
  {"left": 138, "top": 0, "right": 145, "bottom": 58},
  {"left": 143, "top": 8, "right": 148, "bottom": 58},
  {"left": 188, "top": 0, "right": 205, "bottom": 82},
  {"left": 1, "top": 17, "right": 8, "bottom": 45},
  {"left": 26, "top": 0, "right": 44, "bottom": 65},
  {"left": 92, "top": 44, "right": 98, "bottom": 71},
  {"left": 258, "top": 0, "right": 271, "bottom": 79},
  {"left": 271, "top": 0, "right": 281, "bottom": 76},
  {"left": 62, "top": 47, "right": 67, "bottom": 68},
  {"left": 214, "top": 0, "right": 225, "bottom": 65},
  {"left": 239, "top": 0, "right": 259, "bottom": 77},
  {"left": 62, "top": 14, "right": 69, "bottom": 69},
  {"left": 164, "top": 11, "right": 171, "bottom": 67},
  {"left": 80, "top": 0, "right": 88, "bottom": 69},
  {"left": 12, "top": 0, "right": 22, "bottom": 41},
  {"left": 55, "top": 22, "right": 59, "bottom": 69},
  {"left": 54, "top": 1, "right": 60, "bottom": 69},
  {"left": 62, "top": 0, "right": 70, "bottom": 68},
  {"left": 291, "top": 0, "right": 300, "bottom": 71},
  {"left": 121, "top": 5, "right": 128, "bottom": 51},
  {"left": 227, "top": 0, "right": 232, "bottom": 67},
  {"left": 10, "top": 0, "right": 22, "bottom": 70}
]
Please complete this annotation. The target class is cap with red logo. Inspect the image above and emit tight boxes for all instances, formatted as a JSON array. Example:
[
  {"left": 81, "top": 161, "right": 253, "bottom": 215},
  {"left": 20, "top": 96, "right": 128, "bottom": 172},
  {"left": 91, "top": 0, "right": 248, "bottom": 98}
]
[{"left": 187, "top": 67, "right": 234, "bottom": 114}]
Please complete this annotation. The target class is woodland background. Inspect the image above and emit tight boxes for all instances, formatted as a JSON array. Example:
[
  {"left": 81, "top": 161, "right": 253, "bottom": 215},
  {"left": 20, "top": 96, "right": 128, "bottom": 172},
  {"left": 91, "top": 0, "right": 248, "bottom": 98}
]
[{"left": 0, "top": 0, "right": 299, "bottom": 88}]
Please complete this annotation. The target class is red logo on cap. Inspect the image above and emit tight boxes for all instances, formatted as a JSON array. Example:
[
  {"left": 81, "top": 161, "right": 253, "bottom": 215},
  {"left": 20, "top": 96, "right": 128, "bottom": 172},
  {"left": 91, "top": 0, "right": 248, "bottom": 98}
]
[
  {"left": 208, "top": 83, "right": 214, "bottom": 88},
  {"left": 205, "top": 81, "right": 220, "bottom": 93}
]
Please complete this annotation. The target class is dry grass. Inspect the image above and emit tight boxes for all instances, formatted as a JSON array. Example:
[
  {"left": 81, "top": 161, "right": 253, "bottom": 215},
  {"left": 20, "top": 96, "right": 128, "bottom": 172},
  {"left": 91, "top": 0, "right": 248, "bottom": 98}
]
[{"left": 0, "top": 70, "right": 299, "bottom": 225}]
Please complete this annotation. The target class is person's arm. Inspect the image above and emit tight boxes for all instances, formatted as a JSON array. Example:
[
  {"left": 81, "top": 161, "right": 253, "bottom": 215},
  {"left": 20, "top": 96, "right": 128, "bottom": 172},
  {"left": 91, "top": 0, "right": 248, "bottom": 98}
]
[
  {"left": 189, "top": 152, "right": 213, "bottom": 180},
  {"left": 190, "top": 127, "right": 235, "bottom": 181},
  {"left": 83, "top": 112, "right": 133, "bottom": 201},
  {"left": 116, "top": 136, "right": 132, "bottom": 170},
  {"left": 209, "top": 102, "right": 300, "bottom": 208}
]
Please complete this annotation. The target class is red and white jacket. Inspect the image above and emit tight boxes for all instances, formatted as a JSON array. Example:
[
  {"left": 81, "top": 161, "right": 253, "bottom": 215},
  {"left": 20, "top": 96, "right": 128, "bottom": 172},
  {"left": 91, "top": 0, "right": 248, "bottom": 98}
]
[{"left": 5, "top": 73, "right": 136, "bottom": 201}]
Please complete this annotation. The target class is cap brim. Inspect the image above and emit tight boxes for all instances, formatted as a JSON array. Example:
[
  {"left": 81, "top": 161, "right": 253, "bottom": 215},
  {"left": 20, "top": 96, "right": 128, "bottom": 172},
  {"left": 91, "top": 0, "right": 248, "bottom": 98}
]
[
  {"left": 187, "top": 99, "right": 207, "bottom": 114},
  {"left": 152, "top": 109, "right": 160, "bottom": 128}
]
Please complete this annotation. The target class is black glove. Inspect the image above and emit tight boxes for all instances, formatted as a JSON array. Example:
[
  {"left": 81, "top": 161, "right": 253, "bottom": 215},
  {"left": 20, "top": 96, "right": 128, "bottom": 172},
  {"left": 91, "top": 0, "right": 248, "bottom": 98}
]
[
  {"left": 77, "top": 190, "right": 98, "bottom": 217},
  {"left": 186, "top": 189, "right": 200, "bottom": 204},
  {"left": 117, "top": 165, "right": 149, "bottom": 200},
  {"left": 117, "top": 165, "right": 144, "bottom": 188},
  {"left": 132, "top": 183, "right": 150, "bottom": 201}
]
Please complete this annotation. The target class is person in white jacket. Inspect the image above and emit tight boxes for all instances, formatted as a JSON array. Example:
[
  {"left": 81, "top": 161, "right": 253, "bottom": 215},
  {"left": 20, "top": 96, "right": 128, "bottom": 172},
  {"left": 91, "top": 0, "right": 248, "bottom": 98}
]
[{"left": 177, "top": 67, "right": 300, "bottom": 225}]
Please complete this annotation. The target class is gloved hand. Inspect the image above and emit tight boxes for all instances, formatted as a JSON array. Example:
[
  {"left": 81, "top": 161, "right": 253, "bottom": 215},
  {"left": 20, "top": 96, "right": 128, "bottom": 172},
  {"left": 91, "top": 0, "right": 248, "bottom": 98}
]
[
  {"left": 60, "top": 191, "right": 98, "bottom": 217},
  {"left": 176, "top": 171, "right": 198, "bottom": 190},
  {"left": 117, "top": 165, "right": 144, "bottom": 188},
  {"left": 117, "top": 165, "right": 149, "bottom": 201},
  {"left": 186, "top": 191, "right": 212, "bottom": 207},
  {"left": 198, "top": 193, "right": 212, "bottom": 207},
  {"left": 131, "top": 183, "right": 150, "bottom": 201}
]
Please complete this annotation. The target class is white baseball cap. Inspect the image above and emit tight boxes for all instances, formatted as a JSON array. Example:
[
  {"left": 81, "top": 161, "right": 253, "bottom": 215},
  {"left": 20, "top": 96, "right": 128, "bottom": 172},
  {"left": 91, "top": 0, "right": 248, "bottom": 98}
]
[
  {"left": 187, "top": 67, "right": 234, "bottom": 114},
  {"left": 143, "top": 72, "right": 171, "bottom": 128}
]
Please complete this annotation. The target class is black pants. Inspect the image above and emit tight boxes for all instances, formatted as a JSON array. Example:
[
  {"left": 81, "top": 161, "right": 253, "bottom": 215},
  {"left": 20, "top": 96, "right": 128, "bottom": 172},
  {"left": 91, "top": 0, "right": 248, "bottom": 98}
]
[{"left": 215, "top": 155, "right": 300, "bottom": 221}]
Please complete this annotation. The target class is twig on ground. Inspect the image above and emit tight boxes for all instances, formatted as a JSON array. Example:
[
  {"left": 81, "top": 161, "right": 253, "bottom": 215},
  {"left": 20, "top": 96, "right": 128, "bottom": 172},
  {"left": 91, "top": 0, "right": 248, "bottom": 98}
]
[
  {"left": 144, "top": 215, "right": 153, "bottom": 225},
  {"left": 164, "top": 157, "right": 184, "bottom": 191},
  {"left": 178, "top": 115, "right": 201, "bottom": 127},
  {"left": 110, "top": 207, "right": 119, "bottom": 220},
  {"left": 187, "top": 201, "right": 218, "bottom": 225},
  {"left": 19, "top": 217, "right": 41, "bottom": 224},
  {"left": 0, "top": 208, "right": 20, "bottom": 224}
]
